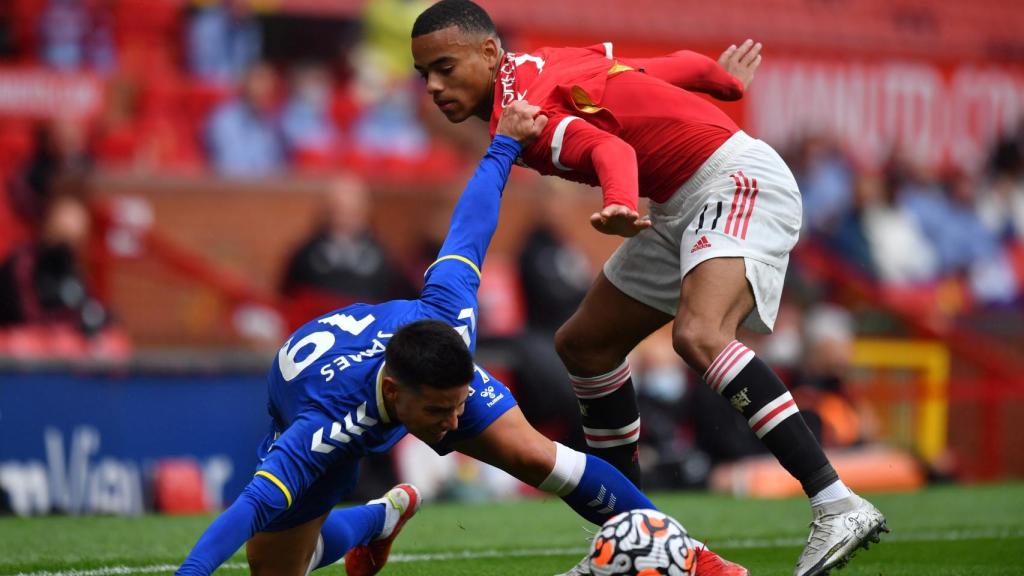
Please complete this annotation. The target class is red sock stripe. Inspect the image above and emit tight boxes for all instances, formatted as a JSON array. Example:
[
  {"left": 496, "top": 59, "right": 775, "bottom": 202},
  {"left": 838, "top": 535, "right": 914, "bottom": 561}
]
[
  {"left": 570, "top": 362, "right": 631, "bottom": 399},
  {"left": 584, "top": 422, "right": 642, "bottom": 448},
  {"left": 705, "top": 341, "right": 748, "bottom": 392},
  {"left": 585, "top": 429, "right": 640, "bottom": 442},
  {"left": 750, "top": 398, "right": 797, "bottom": 435},
  {"left": 704, "top": 341, "right": 742, "bottom": 381},
  {"left": 711, "top": 347, "right": 754, "bottom": 392}
]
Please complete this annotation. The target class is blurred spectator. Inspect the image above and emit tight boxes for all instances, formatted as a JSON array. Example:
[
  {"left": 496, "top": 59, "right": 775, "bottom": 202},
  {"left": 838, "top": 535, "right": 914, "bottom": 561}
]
[
  {"left": 852, "top": 173, "right": 938, "bottom": 284},
  {"left": 518, "top": 199, "right": 592, "bottom": 332},
  {"left": 0, "top": 194, "right": 109, "bottom": 334},
  {"left": 281, "top": 64, "right": 342, "bottom": 168},
  {"left": 509, "top": 186, "right": 592, "bottom": 447},
  {"left": 789, "top": 304, "right": 871, "bottom": 448},
  {"left": 348, "top": 0, "right": 428, "bottom": 158},
  {"left": 0, "top": 5, "right": 15, "bottom": 58},
  {"left": 977, "top": 130, "right": 1024, "bottom": 242},
  {"left": 39, "top": 0, "right": 116, "bottom": 73},
  {"left": 280, "top": 174, "right": 414, "bottom": 326},
  {"left": 894, "top": 167, "right": 1018, "bottom": 302},
  {"left": 631, "top": 329, "right": 702, "bottom": 489},
  {"left": 897, "top": 167, "right": 999, "bottom": 277},
  {"left": 793, "top": 135, "right": 855, "bottom": 232},
  {"left": 204, "top": 63, "right": 286, "bottom": 177},
  {"left": 7, "top": 118, "right": 93, "bottom": 231},
  {"left": 186, "top": 0, "right": 261, "bottom": 85}
]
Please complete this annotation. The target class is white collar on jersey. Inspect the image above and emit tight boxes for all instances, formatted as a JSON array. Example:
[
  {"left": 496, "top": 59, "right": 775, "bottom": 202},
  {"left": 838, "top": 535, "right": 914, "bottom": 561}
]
[{"left": 375, "top": 362, "right": 391, "bottom": 424}]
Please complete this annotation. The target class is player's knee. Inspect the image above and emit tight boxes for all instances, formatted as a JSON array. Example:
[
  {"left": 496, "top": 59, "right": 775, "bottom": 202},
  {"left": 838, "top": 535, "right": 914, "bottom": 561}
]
[
  {"left": 554, "top": 321, "right": 619, "bottom": 375},
  {"left": 246, "top": 546, "right": 275, "bottom": 576},
  {"left": 672, "top": 319, "right": 728, "bottom": 371},
  {"left": 554, "top": 322, "right": 586, "bottom": 367}
]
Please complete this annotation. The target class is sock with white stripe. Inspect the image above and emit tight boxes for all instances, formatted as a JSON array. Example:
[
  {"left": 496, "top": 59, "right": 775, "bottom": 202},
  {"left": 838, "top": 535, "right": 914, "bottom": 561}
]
[
  {"left": 705, "top": 340, "right": 840, "bottom": 498},
  {"left": 539, "top": 442, "right": 656, "bottom": 525},
  {"left": 570, "top": 360, "right": 643, "bottom": 487}
]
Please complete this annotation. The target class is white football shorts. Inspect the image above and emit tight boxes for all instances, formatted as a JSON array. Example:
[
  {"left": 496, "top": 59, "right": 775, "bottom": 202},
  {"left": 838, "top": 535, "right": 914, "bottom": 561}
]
[{"left": 604, "top": 130, "right": 802, "bottom": 333}]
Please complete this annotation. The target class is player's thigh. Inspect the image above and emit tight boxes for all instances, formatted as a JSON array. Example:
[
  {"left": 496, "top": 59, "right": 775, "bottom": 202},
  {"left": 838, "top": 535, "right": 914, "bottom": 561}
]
[
  {"left": 450, "top": 405, "right": 556, "bottom": 488},
  {"left": 675, "top": 257, "right": 755, "bottom": 358},
  {"left": 247, "top": 512, "right": 329, "bottom": 576},
  {"left": 556, "top": 271, "right": 672, "bottom": 374}
]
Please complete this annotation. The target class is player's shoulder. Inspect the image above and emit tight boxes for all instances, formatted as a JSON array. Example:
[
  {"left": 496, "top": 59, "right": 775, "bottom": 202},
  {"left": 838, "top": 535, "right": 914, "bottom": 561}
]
[{"left": 293, "top": 302, "right": 411, "bottom": 343}]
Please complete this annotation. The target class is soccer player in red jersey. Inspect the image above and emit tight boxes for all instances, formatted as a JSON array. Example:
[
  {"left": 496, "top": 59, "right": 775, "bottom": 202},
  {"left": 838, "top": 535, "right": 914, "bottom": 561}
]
[{"left": 412, "top": 2, "right": 887, "bottom": 575}]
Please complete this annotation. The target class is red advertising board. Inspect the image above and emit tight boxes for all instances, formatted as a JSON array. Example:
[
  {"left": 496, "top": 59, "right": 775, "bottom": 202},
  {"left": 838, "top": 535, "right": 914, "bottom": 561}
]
[{"left": 748, "top": 59, "right": 1024, "bottom": 173}]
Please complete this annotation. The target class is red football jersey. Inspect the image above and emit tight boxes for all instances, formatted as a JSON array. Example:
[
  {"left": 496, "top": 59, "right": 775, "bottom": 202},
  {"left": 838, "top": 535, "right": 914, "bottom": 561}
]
[{"left": 488, "top": 43, "right": 742, "bottom": 211}]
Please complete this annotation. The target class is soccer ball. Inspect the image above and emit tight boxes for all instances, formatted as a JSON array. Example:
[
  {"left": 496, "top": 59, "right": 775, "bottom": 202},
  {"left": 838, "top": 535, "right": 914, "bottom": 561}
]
[{"left": 589, "top": 509, "right": 698, "bottom": 576}]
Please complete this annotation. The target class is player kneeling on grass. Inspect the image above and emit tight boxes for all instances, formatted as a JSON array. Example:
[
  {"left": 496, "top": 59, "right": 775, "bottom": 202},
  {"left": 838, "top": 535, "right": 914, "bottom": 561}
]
[{"left": 175, "top": 102, "right": 744, "bottom": 576}]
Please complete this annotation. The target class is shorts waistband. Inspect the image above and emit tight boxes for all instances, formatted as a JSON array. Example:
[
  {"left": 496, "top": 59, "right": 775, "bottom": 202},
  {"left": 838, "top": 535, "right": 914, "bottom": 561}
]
[{"left": 652, "top": 130, "right": 756, "bottom": 214}]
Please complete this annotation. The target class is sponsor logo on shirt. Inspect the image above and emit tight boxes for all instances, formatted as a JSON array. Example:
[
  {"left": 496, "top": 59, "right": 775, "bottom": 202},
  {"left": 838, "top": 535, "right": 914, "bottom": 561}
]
[{"left": 499, "top": 52, "right": 546, "bottom": 109}]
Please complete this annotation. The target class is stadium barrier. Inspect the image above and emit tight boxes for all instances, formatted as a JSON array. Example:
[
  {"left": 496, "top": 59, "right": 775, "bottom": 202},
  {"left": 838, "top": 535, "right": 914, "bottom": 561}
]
[{"left": 0, "top": 370, "right": 266, "bottom": 517}]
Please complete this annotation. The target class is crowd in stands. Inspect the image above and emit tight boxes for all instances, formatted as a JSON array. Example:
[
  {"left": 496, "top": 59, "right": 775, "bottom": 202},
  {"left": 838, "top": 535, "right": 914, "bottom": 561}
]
[
  {"left": 791, "top": 127, "right": 1024, "bottom": 309},
  {"left": 0, "top": 0, "right": 443, "bottom": 357}
]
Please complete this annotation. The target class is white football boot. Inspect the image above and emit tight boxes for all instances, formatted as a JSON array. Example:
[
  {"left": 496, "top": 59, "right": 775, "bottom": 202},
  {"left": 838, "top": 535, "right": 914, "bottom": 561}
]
[
  {"left": 794, "top": 493, "right": 888, "bottom": 576},
  {"left": 554, "top": 555, "right": 592, "bottom": 576}
]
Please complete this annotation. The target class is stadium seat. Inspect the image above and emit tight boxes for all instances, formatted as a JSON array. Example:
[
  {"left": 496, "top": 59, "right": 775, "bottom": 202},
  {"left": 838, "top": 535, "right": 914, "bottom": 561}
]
[{"left": 153, "top": 459, "right": 209, "bottom": 515}]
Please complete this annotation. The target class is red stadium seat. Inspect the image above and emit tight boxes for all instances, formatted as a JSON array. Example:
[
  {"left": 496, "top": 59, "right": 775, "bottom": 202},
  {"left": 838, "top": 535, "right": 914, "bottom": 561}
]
[{"left": 153, "top": 459, "right": 209, "bottom": 515}]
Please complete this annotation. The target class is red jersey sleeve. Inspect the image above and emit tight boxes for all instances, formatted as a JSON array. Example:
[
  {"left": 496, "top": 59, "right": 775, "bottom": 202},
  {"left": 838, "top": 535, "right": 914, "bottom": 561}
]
[
  {"left": 617, "top": 50, "right": 744, "bottom": 101},
  {"left": 527, "top": 115, "right": 639, "bottom": 212}
]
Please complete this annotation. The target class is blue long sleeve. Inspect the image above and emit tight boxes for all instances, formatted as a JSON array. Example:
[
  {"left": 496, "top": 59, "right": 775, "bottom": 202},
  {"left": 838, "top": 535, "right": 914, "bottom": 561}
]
[
  {"left": 176, "top": 478, "right": 289, "bottom": 575},
  {"left": 436, "top": 135, "right": 521, "bottom": 269}
]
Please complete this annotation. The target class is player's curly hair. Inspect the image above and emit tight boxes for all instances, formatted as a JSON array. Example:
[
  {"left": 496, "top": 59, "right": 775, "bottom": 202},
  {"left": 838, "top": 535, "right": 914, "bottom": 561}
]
[
  {"left": 412, "top": 0, "right": 497, "bottom": 39},
  {"left": 385, "top": 319, "right": 475, "bottom": 390}
]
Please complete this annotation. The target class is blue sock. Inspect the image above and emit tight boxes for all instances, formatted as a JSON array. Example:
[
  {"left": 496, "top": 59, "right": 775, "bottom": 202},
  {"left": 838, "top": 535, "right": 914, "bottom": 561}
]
[
  {"left": 313, "top": 503, "right": 386, "bottom": 570},
  {"left": 561, "top": 454, "right": 656, "bottom": 525}
]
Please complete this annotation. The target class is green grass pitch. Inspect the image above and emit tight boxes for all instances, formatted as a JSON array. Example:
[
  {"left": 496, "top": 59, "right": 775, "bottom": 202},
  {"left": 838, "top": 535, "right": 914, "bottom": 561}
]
[{"left": 1, "top": 483, "right": 1021, "bottom": 575}]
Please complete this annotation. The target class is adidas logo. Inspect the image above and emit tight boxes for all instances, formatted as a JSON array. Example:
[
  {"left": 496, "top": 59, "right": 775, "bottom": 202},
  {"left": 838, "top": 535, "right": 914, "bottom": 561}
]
[{"left": 690, "top": 235, "right": 711, "bottom": 253}]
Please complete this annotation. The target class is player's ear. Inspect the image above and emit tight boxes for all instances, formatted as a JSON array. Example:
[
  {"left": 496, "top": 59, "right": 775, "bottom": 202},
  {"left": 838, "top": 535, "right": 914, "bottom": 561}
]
[
  {"left": 382, "top": 375, "right": 400, "bottom": 402},
  {"left": 481, "top": 35, "right": 501, "bottom": 67}
]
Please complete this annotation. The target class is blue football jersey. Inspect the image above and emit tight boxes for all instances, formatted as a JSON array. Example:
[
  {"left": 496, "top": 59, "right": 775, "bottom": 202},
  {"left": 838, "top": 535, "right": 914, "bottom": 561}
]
[{"left": 252, "top": 136, "right": 521, "bottom": 517}]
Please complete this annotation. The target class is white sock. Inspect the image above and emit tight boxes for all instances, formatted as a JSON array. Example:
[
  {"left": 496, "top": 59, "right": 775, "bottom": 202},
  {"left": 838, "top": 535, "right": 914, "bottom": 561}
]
[
  {"left": 369, "top": 497, "right": 402, "bottom": 540},
  {"left": 810, "top": 479, "right": 853, "bottom": 507}
]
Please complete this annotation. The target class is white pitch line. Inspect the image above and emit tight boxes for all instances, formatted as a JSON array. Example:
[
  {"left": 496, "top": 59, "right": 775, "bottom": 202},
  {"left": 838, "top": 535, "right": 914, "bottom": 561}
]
[{"left": 5, "top": 527, "right": 1022, "bottom": 576}]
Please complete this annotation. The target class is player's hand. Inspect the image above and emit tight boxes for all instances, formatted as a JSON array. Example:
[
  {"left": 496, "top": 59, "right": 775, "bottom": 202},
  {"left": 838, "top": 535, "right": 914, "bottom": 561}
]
[
  {"left": 718, "top": 39, "right": 762, "bottom": 91},
  {"left": 589, "top": 204, "right": 652, "bottom": 237},
  {"left": 495, "top": 100, "right": 548, "bottom": 145}
]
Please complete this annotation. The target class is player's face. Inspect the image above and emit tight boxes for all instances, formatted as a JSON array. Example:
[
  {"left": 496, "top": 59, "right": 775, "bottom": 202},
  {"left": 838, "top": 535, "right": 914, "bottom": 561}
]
[
  {"left": 412, "top": 26, "right": 501, "bottom": 123},
  {"left": 394, "top": 382, "right": 470, "bottom": 444}
]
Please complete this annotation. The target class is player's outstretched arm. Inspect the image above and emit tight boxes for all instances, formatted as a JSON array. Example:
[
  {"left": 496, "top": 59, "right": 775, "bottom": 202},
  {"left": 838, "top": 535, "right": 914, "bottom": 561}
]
[
  {"left": 175, "top": 478, "right": 289, "bottom": 575},
  {"left": 547, "top": 118, "right": 650, "bottom": 237},
  {"left": 423, "top": 102, "right": 545, "bottom": 299},
  {"left": 618, "top": 48, "right": 745, "bottom": 100},
  {"left": 177, "top": 414, "right": 341, "bottom": 575},
  {"left": 717, "top": 39, "right": 762, "bottom": 92}
]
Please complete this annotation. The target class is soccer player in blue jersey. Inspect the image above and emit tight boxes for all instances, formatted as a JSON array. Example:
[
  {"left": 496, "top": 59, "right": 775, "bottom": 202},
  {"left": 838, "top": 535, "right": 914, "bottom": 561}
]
[{"left": 176, "top": 102, "right": 743, "bottom": 576}]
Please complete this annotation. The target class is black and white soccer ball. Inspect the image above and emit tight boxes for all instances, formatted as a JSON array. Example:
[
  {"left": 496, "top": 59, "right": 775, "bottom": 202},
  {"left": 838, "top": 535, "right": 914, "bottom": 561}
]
[{"left": 589, "top": 509, "right": 698, "bottom": 576}]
